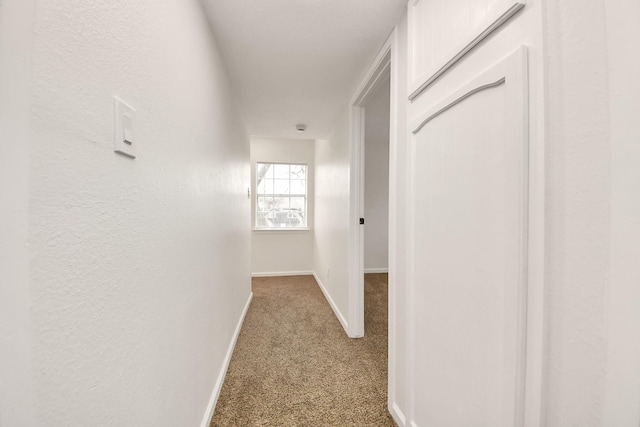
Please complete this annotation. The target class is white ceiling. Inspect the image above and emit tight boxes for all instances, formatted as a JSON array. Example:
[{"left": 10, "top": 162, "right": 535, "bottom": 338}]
[{"left": 200, "top": 0, "right": 407, "bottom": 140}]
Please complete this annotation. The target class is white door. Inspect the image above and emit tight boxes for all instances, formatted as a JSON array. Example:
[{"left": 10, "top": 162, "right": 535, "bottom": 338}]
[{"left": 406, "top": 46, "right": 530, "bottom": 427}]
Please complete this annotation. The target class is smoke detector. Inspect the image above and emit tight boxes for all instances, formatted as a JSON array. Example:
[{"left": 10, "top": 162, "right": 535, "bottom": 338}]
[{"left": 295, "top": 124, "right": 307, "bottom": 133}]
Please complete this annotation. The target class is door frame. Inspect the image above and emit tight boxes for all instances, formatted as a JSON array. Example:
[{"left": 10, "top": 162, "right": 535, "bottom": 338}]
[{"left": 347, "top": 27, "right": 401, "bottom": 423}]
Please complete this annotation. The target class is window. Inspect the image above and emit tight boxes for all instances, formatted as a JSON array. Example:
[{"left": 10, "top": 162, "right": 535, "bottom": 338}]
[{"left": 255, "top": 163, "right": 307, "bottom": 229}]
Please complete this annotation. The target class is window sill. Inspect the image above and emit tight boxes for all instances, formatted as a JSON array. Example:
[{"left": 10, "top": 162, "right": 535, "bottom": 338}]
[{"left": 252, "top": 228, "right": 311, "bottom": 233}]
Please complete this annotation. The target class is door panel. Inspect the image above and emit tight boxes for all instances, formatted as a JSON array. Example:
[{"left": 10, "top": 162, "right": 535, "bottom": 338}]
[{"left": 408, "top": 48, "right": 528, "bottom": 427}]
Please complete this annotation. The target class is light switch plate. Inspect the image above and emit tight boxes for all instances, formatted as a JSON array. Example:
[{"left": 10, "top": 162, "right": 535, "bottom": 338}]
[{"left": 114, "top": 97, "right": 136, "bottom": 158}]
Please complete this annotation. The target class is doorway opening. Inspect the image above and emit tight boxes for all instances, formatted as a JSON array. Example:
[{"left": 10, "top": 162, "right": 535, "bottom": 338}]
[
  {"left": 362, "top": 75, "right": 391, "bottom": 352},
  {"left": 362, "top": 77, "right": 390, "bottom": 278}
]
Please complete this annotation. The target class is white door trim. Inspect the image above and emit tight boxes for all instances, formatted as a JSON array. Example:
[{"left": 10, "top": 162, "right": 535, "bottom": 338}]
[
  {"left": 348, "top": 27, "right": 401, "bottom": 424},
  {"left": 348, "top": 32, "right": 393, "bottom": 340}
]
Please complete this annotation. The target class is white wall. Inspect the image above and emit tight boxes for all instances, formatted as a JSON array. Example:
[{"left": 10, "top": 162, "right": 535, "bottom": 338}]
[
  {"left": 363, "top": 79, "right": 390, "bottom": 272},
  {"left": 544, "top": 1, "right": 609, "bottom": 423},
  {"left": 313, "top": 109, "right": 352, "bottom": 331},
  {"left": 2, "top": 1, "right": 252, "bottom": 426},
  {"left": 603, "top": 0, "right": 640, "bottom": 424},
  {"left": 251, "top": 137, "right": 314, "bottom": 275},
  {"left": 544, "top": 0, "right": 640, "bottom": 424},
  {"left": 0, "top": 0, "right": 36, "bottom": 425}
]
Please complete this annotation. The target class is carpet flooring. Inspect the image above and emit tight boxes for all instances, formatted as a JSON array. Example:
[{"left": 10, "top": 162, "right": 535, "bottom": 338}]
[{"left": 210, "top": 274, "right": 395, "bottom": 426}]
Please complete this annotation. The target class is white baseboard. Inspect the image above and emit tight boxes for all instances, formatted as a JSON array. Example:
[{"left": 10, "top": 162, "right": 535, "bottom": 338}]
[
  {"left": 312, "top": 272, "right": 349, "bottom": 336},
  {"left": 364, "top": 268, "right": 389, "bottom": 274},
  {"left": 251, "top": 270, "right": 313, "bottom": 277},
  {"left": 200, "top": 291, "right": 253, "bottom": 427},
  {"left": 390, "top": 401, "right": 407, "bottom": 426}
]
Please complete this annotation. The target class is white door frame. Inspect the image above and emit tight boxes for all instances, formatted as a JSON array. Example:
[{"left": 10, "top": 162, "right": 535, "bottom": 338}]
[{"left": 347, "top": 27, "right": 401, "bottom": 422}]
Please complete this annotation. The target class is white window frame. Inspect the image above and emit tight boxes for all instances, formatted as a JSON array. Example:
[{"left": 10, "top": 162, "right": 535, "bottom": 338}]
[{"left": 255, "top": 162, "right": 308, "bottom": 230}]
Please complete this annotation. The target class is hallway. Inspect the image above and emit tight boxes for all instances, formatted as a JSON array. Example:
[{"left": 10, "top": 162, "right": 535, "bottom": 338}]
[
  {"left": 211, "top": 274, "right": 394, "bottom": 426},
  {"left": 3, "top": 1, "right": 640, "bottom": 425}
]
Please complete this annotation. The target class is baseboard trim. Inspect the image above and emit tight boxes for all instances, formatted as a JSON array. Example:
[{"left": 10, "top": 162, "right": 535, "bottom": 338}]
[
  {"left": 364, "top": 268, "right": 389, "bottom": 274},
  {"left": 390, "top": 401, "right": 407, "bottom": 426},
  {"left": 312, "top": 272, "right": 349, "bottom": 335},
  {"left": 251, "top": 271, "right": 313, "bottom": 277},
  {"left": 200, "top": 291, "right": 253, "bottom": 427}
]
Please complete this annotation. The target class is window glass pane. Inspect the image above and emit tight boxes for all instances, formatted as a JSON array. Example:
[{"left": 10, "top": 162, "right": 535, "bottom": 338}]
[
  {"left": 290, "top": 197, "right": 306, "bottom": 227},
  {"left": 257, "top": 213, "right": 269, "bottom": 228},
  {"left": 290, "top": 179, "right": 305, "bottom": 195},
  {"left": 257, "top": 178, "right": 273, "bottom": 195},
  {"left": 256, "top": 196, "right": 273, "bottom": 228},
  {"left": 287, "top": 211, "right": 304, "bottom": 227},
  {"left": 270, "top": 197, "right": 289, "bottom": 228},
  {"left": 256, "top": 163, "right": 273, "bottom": 195},
  {"left": 261, "top": 164, "right": 273, "bottom": 179},
  {"left": 273, "top": 179, "right": 289, "bottom": 195},
  {"left": 274, "top": 164, "right": 289, "bottom": 179},
  {"left": 290, "top": 197, "right": 305, "bottom": 211},
  {"left": 273, "top": 196, "right": 289, "bottom": 211},
  {"left": 257, "top": 196, "right": 273, "bottom": 212},
  {"left": 291, "top": 165, "right": 306, "bottom": 179}
]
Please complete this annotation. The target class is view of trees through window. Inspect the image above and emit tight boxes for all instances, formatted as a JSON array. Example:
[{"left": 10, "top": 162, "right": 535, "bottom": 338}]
[{"left": 256, "top": 163, "right": 307, "bottom": 228}]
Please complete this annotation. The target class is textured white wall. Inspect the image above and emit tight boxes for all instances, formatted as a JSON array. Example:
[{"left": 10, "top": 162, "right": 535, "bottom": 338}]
[
  {"left": 250, "top": 137, "right": 314, "bottom": 275},
  {"left": 0, "top": 0, "right": 36, "bottom": 425},
  {"left": 313, "top": 110, "right": 351, "bottom": 328},
  {"left": 545, "top": 0, "right": 640, "bottom": 425},
  {"left": 363, "top": 79, "right": 390, "bottom": 271},
  {"left": 604, "top": 0, "right": 640, "bottom": 424},
  {"left": 544, "top": 1, "right": 611, "bottom": 425},
  {"left": 5, "top": 1, "right": 252, "bottom": 426}
]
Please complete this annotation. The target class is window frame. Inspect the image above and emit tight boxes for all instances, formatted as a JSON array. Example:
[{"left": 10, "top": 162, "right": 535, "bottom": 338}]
[{"left": 254, "top": 162, "right": 309, "bottom": 231}]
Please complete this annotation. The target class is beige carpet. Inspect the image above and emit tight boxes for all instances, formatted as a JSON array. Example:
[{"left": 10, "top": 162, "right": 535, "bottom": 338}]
[{"left": 211, "top": 274, "right": 396, "bottom": 426}]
